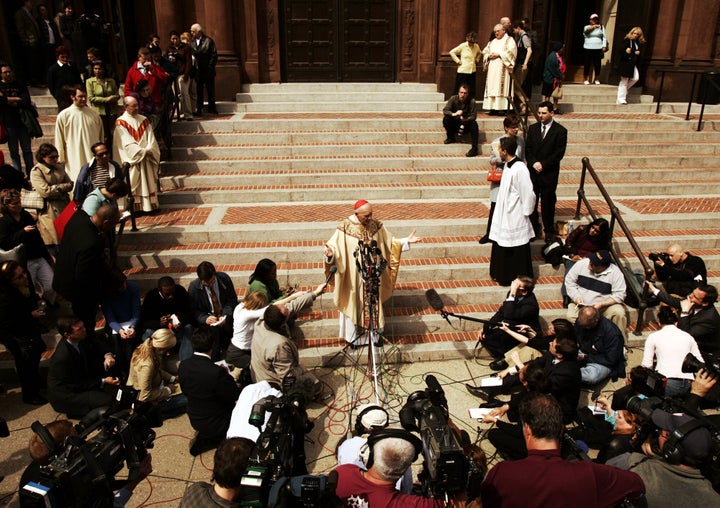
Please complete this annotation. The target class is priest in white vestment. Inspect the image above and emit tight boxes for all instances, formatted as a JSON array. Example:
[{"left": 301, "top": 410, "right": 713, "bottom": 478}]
[
  {"left": 482, "top": 24, "right": 517, "bottom": 112},
  {"left": 323, "top": 200, "right": 421, "bottom": 346},
  {"left": 112, "top": 96, "right": 161, "bottom": 213},
  {"left": 54, "top": 86, "right": 104, "bottom": 183}
]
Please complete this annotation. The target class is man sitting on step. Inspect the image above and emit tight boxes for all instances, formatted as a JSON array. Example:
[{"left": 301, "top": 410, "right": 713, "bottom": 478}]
[
  {"left": 442, "top": 83, "right": 480, "bottom": 157},
  {"left": 565, "top": 249, "right": 628, "bottom": 343},
  {"left": 574, "top": 306, "right": 626, "bottom": 385}
]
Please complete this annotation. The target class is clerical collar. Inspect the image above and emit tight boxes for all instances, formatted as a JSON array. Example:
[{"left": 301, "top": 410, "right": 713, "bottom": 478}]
[{"left": 506, "top": 157, "right": 519, "bottom": 167}]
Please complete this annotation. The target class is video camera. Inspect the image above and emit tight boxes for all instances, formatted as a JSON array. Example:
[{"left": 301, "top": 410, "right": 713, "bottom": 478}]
[
  {"left": 400, "top": 375, "right": 483, "bottom": 500},
  {"left": 19, "top": 388, "right": 155, "bottom": 508},
  {"left": 240, "top": 383, "right": 322, "bottom": 507},
  {"left": 682, "top": 352, "right": 720, "bottom": 378},
  {"left": 649, "top": 252, "right": 672, "bottom": 264}
]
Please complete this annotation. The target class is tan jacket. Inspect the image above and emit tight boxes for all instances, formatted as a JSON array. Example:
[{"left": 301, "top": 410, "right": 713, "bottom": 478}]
[
  {"left": 127, "top": 354, "right": 173, "bottom": 403},
  {"left": 29, "top": 162, "right": 72, "bottom": 246}
]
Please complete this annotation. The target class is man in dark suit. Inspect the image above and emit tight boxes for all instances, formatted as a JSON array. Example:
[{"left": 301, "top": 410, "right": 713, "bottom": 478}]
[
  {"left": 190, "top": 23, "right": 218, "bottom": 115},
  {"left": 140, "top": 276, "right": 195, "bottom": 361},
  {"left": 46, "top": 46, "right": 82, "bottom": 112},
  {"left": 188, "top": 260, "right": 237, "bottom": 359},
  {"left": 47, "top": 317, "right": 119, "bottom": 417},
  {"left": 480, "top": 276, "right": 541, "bottom": 367},
  {"left": 53, "top": 205, "right": 120, "bottom": 336},
  {"left": 525, "top": 101, "right": 567, "bottom": 241},
  {"left": 646, "top": 281, "right": 720, "bottom": 360},
  {"left": 179, "top": 327, "right": 240, "bottom": 456}
]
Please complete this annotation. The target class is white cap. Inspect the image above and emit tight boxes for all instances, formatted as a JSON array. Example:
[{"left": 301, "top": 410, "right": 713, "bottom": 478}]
[{"left": 358, "top": 404, "right": 388, "bottom": 430}]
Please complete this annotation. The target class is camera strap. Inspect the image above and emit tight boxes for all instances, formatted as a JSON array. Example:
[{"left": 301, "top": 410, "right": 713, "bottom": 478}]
[{"left": 30, "top": 421, "right": 61, "bottom": 457}]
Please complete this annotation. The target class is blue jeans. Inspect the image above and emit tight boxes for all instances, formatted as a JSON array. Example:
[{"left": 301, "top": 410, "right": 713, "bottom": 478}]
[
  {"left": 159, "top": 393, "right": 188, "bottom": 421},
  {"left": 6, "top": 125, "right": 34, "bottom": 175},
  {"left": 665, "top": 378, "right": 691, "bottom": 398},
  {"left": 581, "top": 363, "right": 612, "bottom": 384}
]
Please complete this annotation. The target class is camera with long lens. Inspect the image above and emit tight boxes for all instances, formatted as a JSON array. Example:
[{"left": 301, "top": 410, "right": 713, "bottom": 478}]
[
  {"left": 240, "top": 386, "right": 317, "bottom": 508},
  {"left": 19, "top": 388, "right": 155, "bottom": 508},
  {"left": 649, "top": 252, "right": 671, "bottom": 264},
  {"left": 400, "top": 375, "right": 483, "bottom": 500},
  {"left": 682, "top": 352, "right": 720, "bottom": 378}
]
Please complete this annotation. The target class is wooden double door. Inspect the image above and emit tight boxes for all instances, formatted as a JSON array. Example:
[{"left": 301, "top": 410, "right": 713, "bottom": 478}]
[{"left": 282, "top": 0, "right": 396, "bottom": 82}]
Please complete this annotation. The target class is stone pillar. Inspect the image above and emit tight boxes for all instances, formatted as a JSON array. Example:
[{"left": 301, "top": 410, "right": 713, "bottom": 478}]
[
  {"left": 195, "top": 0, "right": 242, "bottom": 100},
  {"left": 153, "top": 0, "right": 184, "bottom": 43}
]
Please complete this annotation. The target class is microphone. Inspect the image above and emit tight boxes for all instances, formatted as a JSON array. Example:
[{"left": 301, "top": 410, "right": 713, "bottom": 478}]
[
  {"left": 324, "top": 265, "right": 337, "bottom": 286},
  {"left": 425, "top": 289, "right": 451, "bottom": 325}
]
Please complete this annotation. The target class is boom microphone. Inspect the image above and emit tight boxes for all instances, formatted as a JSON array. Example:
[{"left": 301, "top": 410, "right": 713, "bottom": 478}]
[
  {"left": 324, "top": 265, "right": 338, "bottom": 285},
  {"left": 426, "top": 289, "right": 451, "bottom": 325}
]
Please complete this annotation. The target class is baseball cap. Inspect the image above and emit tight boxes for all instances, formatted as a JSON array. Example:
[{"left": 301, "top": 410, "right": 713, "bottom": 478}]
[
  {"left": 589, "top": 250, "right": 612, "bottom": 267},
  {"left": 651, "top": 409, "right": 712, "bottom": 462},
  {"left": 358, "top": 404, "right": 389, "bottom": 430}
]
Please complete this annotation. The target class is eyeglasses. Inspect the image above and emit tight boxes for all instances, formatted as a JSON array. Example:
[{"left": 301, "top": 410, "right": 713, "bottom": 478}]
[{"left": 95, "top": 151, "right": 109, "bottom": 157}]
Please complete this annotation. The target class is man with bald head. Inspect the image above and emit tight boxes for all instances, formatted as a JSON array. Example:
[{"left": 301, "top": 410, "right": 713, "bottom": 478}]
[
  {"left": 53, "top": 204, "right": 121, "bottom": 334},
  {"left": 250, "top": 283, "right": 327, "bottom": 396},
  {"left": 113, "top": 96, "right": 161, "bottom": 213},
  {"left": 190, "top": 23, "right": 218, "bottom": 115},
  {"left": 324, "top": 200, "right": 421, "bottom": 346},
  {"left": 652, "top": 243, "right": 707, "bottom": 297}
]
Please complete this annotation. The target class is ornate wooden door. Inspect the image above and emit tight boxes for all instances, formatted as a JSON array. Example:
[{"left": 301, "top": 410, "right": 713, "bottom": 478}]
[{"left": 282, "top": 0, "right": 396, "bottom": 82}]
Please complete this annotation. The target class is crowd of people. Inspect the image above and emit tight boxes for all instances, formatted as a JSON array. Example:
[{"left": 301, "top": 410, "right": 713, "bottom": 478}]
[{"left": 0, "top": 8, "right": 714, "bottom": 508}]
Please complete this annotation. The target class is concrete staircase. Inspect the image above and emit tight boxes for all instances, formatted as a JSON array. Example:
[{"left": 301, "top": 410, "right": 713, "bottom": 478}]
[
  {"left": 116, "top": 83, "right": 720, "bottom": 356},
  {"left": 6, "top": 83, "right": 720, "bottom": 368}
]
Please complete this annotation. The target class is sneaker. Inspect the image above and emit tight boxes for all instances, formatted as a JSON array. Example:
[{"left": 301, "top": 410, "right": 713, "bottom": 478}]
[
  {"left": 583, "top": 80, "right": 590, "bottom": 85},
  {"left": 594, "top": 80, "right": 601, "bottom": 85}
]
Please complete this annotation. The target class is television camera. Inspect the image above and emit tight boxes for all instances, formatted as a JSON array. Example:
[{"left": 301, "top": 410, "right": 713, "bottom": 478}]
[
  {"left": 400, "top": 375, "right": 483, "bottom": 500},
  {"left": 19, "top": 388, "right": 155, "bottom": 508}
]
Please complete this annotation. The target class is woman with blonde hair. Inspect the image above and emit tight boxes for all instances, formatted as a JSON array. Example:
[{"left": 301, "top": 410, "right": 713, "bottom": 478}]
[
  {"left": 127, "top": 328, "right": 187, "bottom": 420},
  {"left": 227, "top": 289, "right": 305, "bottom": 368},
  {"left": 616, "top": 27, "right": 646, "bottom": 105}
]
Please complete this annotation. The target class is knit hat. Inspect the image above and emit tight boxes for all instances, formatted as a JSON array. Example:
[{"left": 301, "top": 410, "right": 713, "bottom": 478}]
[
  {"left": 357, "top": 404, "right": 389, "bottom": 431},
  {"left": 651, "top": 409, "right": 712, "bottom": 463},
  {"left": 588, "top": 250, "right": 612, "bottom": 267},
  {"left": 151, "top": 328, "right": 176, "bottom": 350}
]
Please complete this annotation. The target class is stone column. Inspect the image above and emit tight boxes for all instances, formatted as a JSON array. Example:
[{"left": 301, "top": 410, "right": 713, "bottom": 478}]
[
  {"left": 196, "top": 0, "right": 242, "bottom": 100},
  {"left": 153, "top": 0, "right": 184, "bottom": 43}
]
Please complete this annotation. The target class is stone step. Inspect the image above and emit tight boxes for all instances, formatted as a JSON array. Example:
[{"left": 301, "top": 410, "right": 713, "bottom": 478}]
[
  {"left": 234, "top": 101, "right": 444, "bottom": 113},
  {"left": 171, "top": 115, "right": 709, "bottom": 133},
  {"left": 118, "top": 234, "right": 720, "bottom": 270},
  {"left": 170, "top": 140, "right": 720, "bottom": 159},
  {"left": 158, "top": 166, "right": 720, "bottom": 183},
  {"left": 554, "top": 103, "right": 658, "bottom": 113},
  {"left": 241, "top": 82, "right": 440, "bottom": 93},
  {"left": 156, "top": 182, "right": 720, "bottom": 204},
  {"left": 170, "top": 128, "right": 720, "bottom": 146},
  {"left": 116, "top": 212, "right": 720, "bottom": 246},
  {"left": 236, "top": 91, "right": 445, "bottom": 103},
  {"left": 158, "top": 154, "right": 715, "bottom": 172}
]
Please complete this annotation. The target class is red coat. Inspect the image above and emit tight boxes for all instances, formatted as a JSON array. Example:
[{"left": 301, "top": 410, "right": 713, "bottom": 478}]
[{"left": 124, "top": 61, "right": 169, "bottom": 105}]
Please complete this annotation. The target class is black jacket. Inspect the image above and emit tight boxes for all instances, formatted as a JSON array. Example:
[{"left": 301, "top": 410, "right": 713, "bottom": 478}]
[
  {"left": 525, "top": 120, "right": 568, "bottom": 176},
  {"left": 140, "top": 285, "right": 194, "bottom": 332},
  {"left": 656, "top": 290, "right": 720, "bottom": 358},
  {"left": 178, "top": 354, "right": 240, "bottom": 438},
  {"left": 52, "top": 210, "right": 111, "bottom": 302},
  {"left": 188, "top": 271, "right": 237, "bottom": 326}
]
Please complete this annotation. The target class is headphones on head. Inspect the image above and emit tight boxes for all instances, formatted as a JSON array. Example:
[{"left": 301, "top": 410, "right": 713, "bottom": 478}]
[
  {"left": 359, "top": 428, "right": 423, "bottom": 470},
  {"left": 660, "top": 418, "right": 710, "bottom": 465},
  {"left": 354, "top": 404, "right": 389, "bottom": 436}
]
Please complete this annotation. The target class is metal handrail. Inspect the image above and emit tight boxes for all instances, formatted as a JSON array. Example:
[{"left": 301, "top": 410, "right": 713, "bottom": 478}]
[
  {"left": 506, "top": 71, "right": 540, "bottom": 132},
  {"left": 654, "top": 68, "right": 720, "bottom": 121},
  {"left": 696, "top": 72, "right": 720, "bottom": 131},
  {"left": 574, "top": 157, "right": 654, "bottom": 335}
]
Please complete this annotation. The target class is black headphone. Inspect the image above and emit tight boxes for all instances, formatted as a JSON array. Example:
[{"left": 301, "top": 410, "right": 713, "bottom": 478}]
[
  {"left": 660, "top": 418, "right": 709, "bottom": 465},
  {"left": 354, "top": 404, "right": 389, "bottom": 436},
  {"left": 360, "top": 428, "right": 423, "bottom": 470}
]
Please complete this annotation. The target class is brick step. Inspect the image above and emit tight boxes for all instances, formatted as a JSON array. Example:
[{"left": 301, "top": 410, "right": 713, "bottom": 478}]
[
  {"left": 115, "top": 206, "right": 720, "bottom": 245},
  {"left": 171, "top": 115, "right": 701, "bottom": 133},
  {"left": 158, "top": 155, "right": 715, "bottom": 172},
  {"left": 170, "top": 129, "right": 720, "bottom": 146},
  {"left": 169, "top": 140, "right": 720, "bottom": 159},
  {"left": 158, "top": 166, "right": 720, "bottom": 184},
  {"left": 156, "top": 182, "right": 720, "bottom": 205},
  {"left": 236, "top": 91, "right": 445, "bottom": 103},
  {"left": 235, "top": 101, "right": 444, "bottom": 113},
  {"left": 117, "top": 235, "right": 720, "bottom": 269},
  {"left": 241, "top": 82, "right": 440, "bottom": 93}
]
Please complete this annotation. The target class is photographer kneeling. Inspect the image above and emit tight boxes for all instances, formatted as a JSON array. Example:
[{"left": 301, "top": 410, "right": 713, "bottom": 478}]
[{"left": 334, "top": 428, "right": 480, "bottom": 507}]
